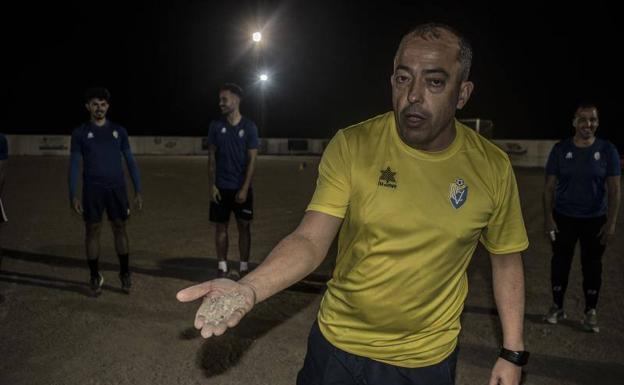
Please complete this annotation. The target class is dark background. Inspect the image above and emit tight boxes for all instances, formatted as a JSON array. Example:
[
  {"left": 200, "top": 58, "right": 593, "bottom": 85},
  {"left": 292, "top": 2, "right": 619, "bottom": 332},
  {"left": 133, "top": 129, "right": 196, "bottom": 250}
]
[{"left": 3, "top": 0, "right": 621, "bottom": 149}]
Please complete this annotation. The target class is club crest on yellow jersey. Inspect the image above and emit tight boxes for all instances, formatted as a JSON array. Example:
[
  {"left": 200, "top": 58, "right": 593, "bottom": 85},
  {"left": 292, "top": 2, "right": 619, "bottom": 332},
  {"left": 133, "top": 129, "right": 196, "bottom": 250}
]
[{"left": 449, "top": 178, "right": 468, "bottom": 209}]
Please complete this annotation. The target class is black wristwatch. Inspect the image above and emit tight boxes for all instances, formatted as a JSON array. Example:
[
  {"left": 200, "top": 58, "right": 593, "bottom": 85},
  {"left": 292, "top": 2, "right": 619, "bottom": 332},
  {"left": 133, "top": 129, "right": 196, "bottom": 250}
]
[{"left": 499, "top": 347, "right": 530, "bottom": 366}]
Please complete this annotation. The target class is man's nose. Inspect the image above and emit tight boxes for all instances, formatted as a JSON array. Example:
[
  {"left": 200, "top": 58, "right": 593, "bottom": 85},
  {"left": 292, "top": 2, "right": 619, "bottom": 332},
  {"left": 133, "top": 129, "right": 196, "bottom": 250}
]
[{"left": 407, "top": 80, "right": 424, "bottom": 104}]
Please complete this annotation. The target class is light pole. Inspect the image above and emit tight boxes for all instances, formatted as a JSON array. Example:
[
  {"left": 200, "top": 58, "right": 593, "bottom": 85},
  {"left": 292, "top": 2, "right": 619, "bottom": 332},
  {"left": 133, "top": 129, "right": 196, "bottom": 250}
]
[{"left": 252, "top": 31, "right": 265, "bottom": 137}]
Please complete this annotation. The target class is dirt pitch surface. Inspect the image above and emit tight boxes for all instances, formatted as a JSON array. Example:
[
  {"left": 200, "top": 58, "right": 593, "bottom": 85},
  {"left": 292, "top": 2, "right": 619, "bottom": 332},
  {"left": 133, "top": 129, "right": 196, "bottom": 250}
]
[{"left": 1, "top": 155, "right": 623, "bottom": 385}]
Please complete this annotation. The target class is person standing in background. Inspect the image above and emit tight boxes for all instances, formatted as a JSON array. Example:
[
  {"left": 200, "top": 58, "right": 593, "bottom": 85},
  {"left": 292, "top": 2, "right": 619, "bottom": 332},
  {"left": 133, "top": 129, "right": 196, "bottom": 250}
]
[
  {"left": 543, "top": 102, "right": 621, "bottom": 332},
  {"left": 207, "top": 83, "right": 259, "bottom": 279},
  {"left": 69, "top": 87, "right": 143, "bottom": 296}
]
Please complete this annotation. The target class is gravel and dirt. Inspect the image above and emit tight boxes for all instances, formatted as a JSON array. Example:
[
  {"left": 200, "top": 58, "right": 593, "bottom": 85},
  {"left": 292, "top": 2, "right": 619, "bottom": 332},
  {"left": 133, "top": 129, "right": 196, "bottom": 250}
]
[{"left": 1, "top": 155, "right": 622, "bottom": 384}]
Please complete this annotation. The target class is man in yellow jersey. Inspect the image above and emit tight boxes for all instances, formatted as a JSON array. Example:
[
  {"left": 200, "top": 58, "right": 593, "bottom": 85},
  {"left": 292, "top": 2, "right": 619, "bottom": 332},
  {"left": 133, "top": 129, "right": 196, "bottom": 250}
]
[{"left": 178, "top": 23, "right": 529, "bottom": 385}]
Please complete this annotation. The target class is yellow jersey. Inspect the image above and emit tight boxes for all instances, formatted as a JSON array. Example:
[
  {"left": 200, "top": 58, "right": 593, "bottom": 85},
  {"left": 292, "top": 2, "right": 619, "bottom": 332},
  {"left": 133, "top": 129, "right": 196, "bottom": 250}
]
[{"left": 307, "top": 111, "right": 528, "bottom": 367}]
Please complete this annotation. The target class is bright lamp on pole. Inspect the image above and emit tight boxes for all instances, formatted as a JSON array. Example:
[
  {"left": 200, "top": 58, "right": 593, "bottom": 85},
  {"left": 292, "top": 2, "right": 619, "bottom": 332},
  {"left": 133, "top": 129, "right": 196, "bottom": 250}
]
[
  {"left": 259, "top": 73, "right": 268, "bottom": 82},
  {"left": 252, "top": 32, "right": 262, "bottom": 42}
]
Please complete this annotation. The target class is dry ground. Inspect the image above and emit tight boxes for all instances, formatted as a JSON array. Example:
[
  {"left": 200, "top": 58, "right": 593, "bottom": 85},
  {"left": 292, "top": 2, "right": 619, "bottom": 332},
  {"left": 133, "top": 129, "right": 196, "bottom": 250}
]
[{"left": 1, "top": 156, "right": 623, "bottom": 385}]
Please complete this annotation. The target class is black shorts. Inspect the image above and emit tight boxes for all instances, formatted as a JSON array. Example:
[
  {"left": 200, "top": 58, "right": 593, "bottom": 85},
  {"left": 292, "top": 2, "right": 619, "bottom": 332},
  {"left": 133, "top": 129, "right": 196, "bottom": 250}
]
[
  {"left": 83, "top": 184, "right": 130, "bottom": 223},
  {"left": 209, "top": 188, "right": 254, "bottom": 223}
]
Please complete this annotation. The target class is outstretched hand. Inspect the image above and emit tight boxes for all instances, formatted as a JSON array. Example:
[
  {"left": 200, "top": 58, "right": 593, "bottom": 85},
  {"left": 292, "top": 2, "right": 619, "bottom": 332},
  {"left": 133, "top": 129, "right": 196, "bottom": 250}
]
[{"left": 176, "top": 278, "right": 257, "bottom": 338}]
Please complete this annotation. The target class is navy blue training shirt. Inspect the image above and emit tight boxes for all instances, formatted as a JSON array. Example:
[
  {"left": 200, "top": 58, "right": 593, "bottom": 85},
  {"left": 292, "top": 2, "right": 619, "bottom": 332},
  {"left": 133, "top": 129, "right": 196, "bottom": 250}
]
[
  {"left": 546, "top": 137, "right": 621, "bottom": 218},
  {"left": 69, "top": 121, "right": 141, "bottom": 200},
  {"left": 208, "top": 116, "right": 259, "bottom": 190}
]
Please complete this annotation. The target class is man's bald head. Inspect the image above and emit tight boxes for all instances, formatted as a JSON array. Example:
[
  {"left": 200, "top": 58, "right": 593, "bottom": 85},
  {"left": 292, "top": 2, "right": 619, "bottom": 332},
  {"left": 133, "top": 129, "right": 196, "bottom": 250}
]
[{"left": 396, "top": 23, "right": 473, "bottom": 81}]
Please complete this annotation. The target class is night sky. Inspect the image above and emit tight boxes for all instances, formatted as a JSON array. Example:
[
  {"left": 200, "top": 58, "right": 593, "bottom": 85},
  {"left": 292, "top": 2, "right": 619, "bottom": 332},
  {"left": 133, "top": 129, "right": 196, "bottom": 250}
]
[{"left": 4, "top": 1, "right": 621, "bottom": 150}]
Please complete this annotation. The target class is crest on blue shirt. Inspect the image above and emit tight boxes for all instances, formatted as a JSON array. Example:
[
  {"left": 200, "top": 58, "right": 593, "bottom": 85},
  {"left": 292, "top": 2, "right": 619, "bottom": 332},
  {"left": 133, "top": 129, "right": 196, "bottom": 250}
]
[
  {"left": 449, "top": 178, "right": 468, "bottom": 209},
  {"left": 112, "top": 130, "right": 118, "bottom": 139},
  {"left": 238, "top": 129, "right": 244, "bottom": 138},
  {"left": 221, "top": 126, "right": 227, "bottom": 134},
  {"left": 87, "top": 132, "right": 94, "bottom": 139}
]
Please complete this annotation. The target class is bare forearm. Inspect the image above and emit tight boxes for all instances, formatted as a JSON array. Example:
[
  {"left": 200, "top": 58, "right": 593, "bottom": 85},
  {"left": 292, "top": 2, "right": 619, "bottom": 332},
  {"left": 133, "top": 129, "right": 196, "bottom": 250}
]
[
  {"left": 241, "top": 155, "right": 257, "bottom": 190},
  {"left": 0, "top": 162, "right": 6, "bottom": 194},
  {"left": 240, "top": 231, "right": 327, "bottom": 303},
  {"left": 207, "top": 152, "right": 216, "bottom": 186},
  {"left": 607, "top": 184, "right": 621, "bottom": 226},
  {"left": 543, "top": 186, "right": 554, "bottom": 219},
  {"left": 491, "top": 253, "right": 525, "bottom": 351}
]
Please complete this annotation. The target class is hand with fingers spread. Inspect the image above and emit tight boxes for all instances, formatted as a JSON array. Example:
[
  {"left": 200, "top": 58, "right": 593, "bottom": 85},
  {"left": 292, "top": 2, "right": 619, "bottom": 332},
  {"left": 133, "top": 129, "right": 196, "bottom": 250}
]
[{"left": 176, "top": 278, "right": 257, "bottom": 338}]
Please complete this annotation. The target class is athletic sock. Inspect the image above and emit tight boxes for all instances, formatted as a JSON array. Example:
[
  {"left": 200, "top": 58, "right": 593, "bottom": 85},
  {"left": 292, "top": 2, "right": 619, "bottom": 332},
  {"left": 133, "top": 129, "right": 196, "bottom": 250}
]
[
  {"left": 240, "top": 261, "right": 249, "bottom": 272},
  {"left": 218, "top": 260, "right": 228, "bottom": 272},
  {"left": 118, "top": 254, "right": 129, "bottom": 275}
]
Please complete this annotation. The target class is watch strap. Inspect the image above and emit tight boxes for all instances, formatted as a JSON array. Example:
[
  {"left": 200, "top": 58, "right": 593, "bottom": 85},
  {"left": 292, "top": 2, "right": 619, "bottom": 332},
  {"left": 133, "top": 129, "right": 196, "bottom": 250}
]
[{"left": 499, "top": 347, "right": 529, "bottom": 366}]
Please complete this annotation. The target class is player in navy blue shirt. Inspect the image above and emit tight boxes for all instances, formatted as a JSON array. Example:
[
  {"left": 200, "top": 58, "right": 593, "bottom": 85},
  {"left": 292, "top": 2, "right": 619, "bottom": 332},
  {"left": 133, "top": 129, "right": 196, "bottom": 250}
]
[
  {"left": 543, "top": 102, "right": 621, "bottom": 332},
  {"left": 69, "top": 87, "right": 143, "bottom": 296},
  {"left": 207, "top": 83, "right": 258, "bottom": 278}
]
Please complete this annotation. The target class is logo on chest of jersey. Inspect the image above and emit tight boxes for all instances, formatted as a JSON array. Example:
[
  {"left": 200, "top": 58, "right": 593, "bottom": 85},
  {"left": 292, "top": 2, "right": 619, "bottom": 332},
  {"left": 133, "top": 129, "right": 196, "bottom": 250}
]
[
  {"left": 449, "top": 178, "right": 468, "bottom": 209},
  {"left": 565, "top": 152, "right": 573, "bottom": 160},
  {"left": 378, "top": 166, "right": 397, "bottom": 189},
  {"left": 594, "top": 152, "right": 601, "bottom": 161},
  {"left": 238, "top": 129, "right": 245, "bottom": 138},
  {"left": 112, "top": 130, "right": 118, "bottom": 139},
  {"left": 221, "top": 126, "right": 227, "bottom": 134},
  {"left": 87, "top": 132, "right": 94, "bottom": 139}
]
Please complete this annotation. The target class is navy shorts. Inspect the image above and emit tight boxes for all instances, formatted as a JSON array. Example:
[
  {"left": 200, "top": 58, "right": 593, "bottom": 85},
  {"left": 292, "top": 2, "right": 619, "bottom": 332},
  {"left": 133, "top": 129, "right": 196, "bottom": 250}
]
[
  {"left": 209, "top": 188, "right": 253, "bottom": 223},
  {"left": 83, "top": 184, "right": 130, "bottom": 223},
  {"left": 297, "top": 321, "right": 458, "bottom": 385}
]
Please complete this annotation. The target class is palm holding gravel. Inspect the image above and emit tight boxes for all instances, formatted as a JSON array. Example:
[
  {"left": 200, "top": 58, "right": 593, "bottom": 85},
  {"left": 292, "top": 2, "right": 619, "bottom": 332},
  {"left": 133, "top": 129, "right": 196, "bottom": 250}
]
[{"left": 176, "top": 279, "right": 256, "bottom": 338}]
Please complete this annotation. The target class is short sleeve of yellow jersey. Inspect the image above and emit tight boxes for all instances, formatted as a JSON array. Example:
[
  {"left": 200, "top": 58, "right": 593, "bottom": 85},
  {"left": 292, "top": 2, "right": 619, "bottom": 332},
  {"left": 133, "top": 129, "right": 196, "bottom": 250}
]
[
  {"left": 480, "top": 160, "right": 529, "bottom": 254},
  {"left": 307, "top": 130, "right": 350, "bottom": 218}
]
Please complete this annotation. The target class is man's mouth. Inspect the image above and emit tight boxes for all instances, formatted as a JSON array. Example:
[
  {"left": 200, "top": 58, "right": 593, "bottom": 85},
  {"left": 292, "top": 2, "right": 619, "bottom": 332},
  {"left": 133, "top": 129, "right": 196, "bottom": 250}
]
[{"left": 404, "top": 111, "right": 428, "bottom": 127}]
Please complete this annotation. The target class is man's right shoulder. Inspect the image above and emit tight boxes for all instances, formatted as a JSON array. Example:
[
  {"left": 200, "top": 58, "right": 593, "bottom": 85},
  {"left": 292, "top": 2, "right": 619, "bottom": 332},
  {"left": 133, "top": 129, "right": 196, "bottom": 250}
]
[
  {"left": 71, "top": 123, "right": 88, "bottom": 136},
  {"left": 550, "top": 138, "right": 570, "bottom": 152},
  {"left": 340, "top": 111, "right": 393, "bottom": 141},
  {"left": 208, "top": 119, "right": 223, "bottom": 130}
]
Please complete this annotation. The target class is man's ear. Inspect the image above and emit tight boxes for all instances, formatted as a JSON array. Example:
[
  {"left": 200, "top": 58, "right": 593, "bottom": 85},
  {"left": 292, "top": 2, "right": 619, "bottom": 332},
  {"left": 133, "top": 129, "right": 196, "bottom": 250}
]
[{"left": 456, "top": 81, "right": 474, "bottom": 110}]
